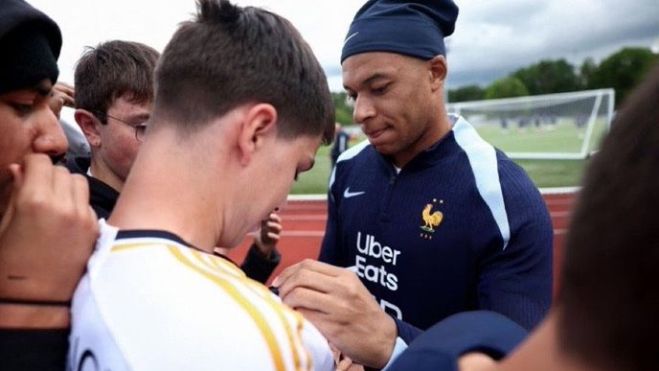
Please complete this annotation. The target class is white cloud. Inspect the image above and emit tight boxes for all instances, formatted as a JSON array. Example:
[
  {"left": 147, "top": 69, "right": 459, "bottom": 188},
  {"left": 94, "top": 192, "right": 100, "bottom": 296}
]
[
  {"left": 447, "top": 0, "right": 659, "bottom": 86},
  {"left": 29, "top": 0, "right": 658, "bottom": 91}
]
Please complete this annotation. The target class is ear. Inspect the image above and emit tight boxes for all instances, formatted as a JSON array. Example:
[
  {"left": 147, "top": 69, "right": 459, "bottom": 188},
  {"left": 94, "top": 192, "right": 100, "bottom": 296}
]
[
  {"left": 75, "top": 109, "right": 103, "bottom": 149},
  {"left": 236, "top": 103, "right": 278, "bottom": 166},
  {"left": 428, "top": 55, "right": 447, "bottom": 92}
]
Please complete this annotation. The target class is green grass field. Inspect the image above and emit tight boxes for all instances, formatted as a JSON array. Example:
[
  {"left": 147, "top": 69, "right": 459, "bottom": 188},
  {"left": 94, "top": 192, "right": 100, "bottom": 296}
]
[
  {"left": 290, "top": 120, "right": 607, "bottom": 194},
  {"left": 476, "top": 118, "right": 608, "bottom": 154},
  {"left": 290, "top": 145, "right": 333, "bottom": 194}
]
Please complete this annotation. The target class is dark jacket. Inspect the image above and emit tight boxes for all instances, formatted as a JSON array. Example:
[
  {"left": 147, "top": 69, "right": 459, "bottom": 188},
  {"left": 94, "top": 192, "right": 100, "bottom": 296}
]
[
  {"left": 321, "top": 117, "right": 552, "bottom": 343},
  {"left": 66, "top": 156, "right": 117, "bottom": 219}
]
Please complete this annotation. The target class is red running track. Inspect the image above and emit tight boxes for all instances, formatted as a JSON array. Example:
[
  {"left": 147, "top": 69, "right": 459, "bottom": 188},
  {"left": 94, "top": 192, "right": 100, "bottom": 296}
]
[{"left": 227, "top": 191, "right": 577, "bottom": 297}]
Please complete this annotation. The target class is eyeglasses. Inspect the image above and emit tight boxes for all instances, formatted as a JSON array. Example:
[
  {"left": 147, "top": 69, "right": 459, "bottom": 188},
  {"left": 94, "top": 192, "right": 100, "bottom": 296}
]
[{"left": 93, "top": 111, "right": 148, "bottom": 142}]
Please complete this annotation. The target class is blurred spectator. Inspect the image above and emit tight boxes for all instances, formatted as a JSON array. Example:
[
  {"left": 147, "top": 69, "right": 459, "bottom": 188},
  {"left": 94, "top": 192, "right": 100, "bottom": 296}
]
[{"left": 330, "top": 122, "right": 350, "bottom": 167}]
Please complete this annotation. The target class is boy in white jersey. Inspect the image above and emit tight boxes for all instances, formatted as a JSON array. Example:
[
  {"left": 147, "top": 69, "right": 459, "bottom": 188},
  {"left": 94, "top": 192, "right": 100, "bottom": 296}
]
[{"left": 68, "top": 0, "right": 336, "bottom": 369}]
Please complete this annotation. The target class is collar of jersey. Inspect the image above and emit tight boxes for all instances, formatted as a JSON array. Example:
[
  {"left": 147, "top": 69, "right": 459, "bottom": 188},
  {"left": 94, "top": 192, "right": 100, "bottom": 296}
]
[
  {"left": 115, "top": 229, "right": 239, "bottom": 268},
  {"left": 376, "top": 130, "right": 458, "bottom": 174},
  {"left": 375, "top": 114, "right": 465, "bottom": 173}
]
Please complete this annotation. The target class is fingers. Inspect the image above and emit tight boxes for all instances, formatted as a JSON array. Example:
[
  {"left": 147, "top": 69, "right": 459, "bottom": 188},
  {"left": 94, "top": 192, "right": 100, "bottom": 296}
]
[
  {"left": 14, "top": 156, "right": 94, "bottom": 231},
  {"left": 266, "top": 231, "right": 280, "bottom": 242},
  {"left": 336, "top": 355, "right": 363, "bottom": 371},
  {"left": 265, "top": 220, "right": 282, "bottom": 231},
  {"left": 54, "top": 82, "right": 75, "bottom": 103},
  {"left": 48, "top": 83, "right": 75, "bottom": 117},
  {"left": 262, "top": 212, "right": 282, "bottom": 233},
  {"left": 0, "top": 164, "right": 22, "bottom": 234},
  {"left": 60, "top": 93, "right": 75, "bottom": 108},
  {"left": 264, "top": 220, "right": 282, "bottom": 234},
  {"left": 52, "top": 165, "right": 74, "bottom": 207},
  {"left": 72, "top": 175, "right": 98, "bottom": 237},
  {"left": 16, "top": 155, "right": 54, "bottom": 207},
  {"left": 8, "top": 163, "right": 24, "bottom": 190},
  {"left": 282, "top": 287, "right": 335, "bottom": 314},
  {"left": 72, "top": 174, "right": 91, "bottom": 217},
  {"left": 273, "top": 258, "right": 396, "bottom": 367},
  {"left": 295, "top": 308, "right": 330, "bottom": 331},
  {"left": 273, "top": 259, "right": 345, "bottom": 287},
  {"left": 268, "top": 212, "right": 282, "bottom": 223},
  {"left": 260, "top": 220, "right": 279, "bottom": 233},
  {"left": 257, "top": 211, "right": 283, "bottom": 248},
  {"left": 53, "top": 168, "right": 97, "bottom": 238},
  {"left": 21, "top": 154, "right": 53, "bottom": 184},
  {"left": 54, "top": 81, "right": 74, "bottom": 93},
  {"left": 277, "top": 265, "right": 340, "bottom": 299},
  {"left": 0, "top": 152, "right": 97, "bottom": 304}
]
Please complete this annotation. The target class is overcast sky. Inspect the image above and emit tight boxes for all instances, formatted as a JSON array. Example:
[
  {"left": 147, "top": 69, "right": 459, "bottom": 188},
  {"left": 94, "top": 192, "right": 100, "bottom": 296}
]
[{"left": 31, "top": 0, "right": 659, "bottom": 91}]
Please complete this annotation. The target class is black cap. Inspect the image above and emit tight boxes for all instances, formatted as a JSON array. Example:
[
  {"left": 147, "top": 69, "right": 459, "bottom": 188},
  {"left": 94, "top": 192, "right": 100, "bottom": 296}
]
[{"left": 0, "top": 0, "right": 62, "bottom": 95}]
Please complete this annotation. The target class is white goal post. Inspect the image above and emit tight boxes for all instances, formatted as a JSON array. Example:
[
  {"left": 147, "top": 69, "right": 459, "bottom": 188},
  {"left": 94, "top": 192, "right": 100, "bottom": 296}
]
[{"left": 447, "top": 89, "right": 615, "bottom": 160}]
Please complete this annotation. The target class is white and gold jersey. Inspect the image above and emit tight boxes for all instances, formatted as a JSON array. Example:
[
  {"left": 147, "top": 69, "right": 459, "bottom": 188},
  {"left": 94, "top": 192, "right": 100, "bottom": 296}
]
[{"left": 69, "top": 220, "right": 333, "bottom": 371}]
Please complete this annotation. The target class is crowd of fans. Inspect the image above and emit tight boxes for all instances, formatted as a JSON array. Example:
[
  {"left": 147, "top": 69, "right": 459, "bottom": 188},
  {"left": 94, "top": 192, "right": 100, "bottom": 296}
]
[{"left": 1, "top": 0, "right": 657, "bottom": 370}]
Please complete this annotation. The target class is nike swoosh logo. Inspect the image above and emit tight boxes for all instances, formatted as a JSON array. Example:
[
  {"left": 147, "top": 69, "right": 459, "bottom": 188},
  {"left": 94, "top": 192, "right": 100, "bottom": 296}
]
[
  {"left": 343, "top": 187, "right": 365, "bottom": 198},
  {"left": 343, "top": 32, "right": 359, "bottom": 46}
]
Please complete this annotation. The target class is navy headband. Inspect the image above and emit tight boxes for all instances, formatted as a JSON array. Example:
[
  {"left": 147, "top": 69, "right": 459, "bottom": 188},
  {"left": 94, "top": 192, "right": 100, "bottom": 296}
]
[{"left": 341, "top": 0, "right": 459, "bottom": 63}]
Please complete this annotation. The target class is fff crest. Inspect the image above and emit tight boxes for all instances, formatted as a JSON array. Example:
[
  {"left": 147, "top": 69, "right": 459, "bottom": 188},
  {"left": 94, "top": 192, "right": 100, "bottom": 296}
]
[{"left": 420, "top": 199, "right": 444, "bottom": 240}]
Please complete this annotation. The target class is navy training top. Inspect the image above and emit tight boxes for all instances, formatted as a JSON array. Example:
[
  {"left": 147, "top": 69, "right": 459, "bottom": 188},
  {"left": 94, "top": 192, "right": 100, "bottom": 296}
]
[{"left": 319, "top": 115, "right": 553, "bottom": 344}]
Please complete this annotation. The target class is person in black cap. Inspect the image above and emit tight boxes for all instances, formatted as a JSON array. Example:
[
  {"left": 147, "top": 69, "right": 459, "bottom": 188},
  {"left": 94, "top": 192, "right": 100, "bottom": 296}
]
[
  {"left": 274, "top": 0, "right": 552, "bottom": 368},
  {"left": 388, "top": 66, "right": 659, "bottom": 371},
  {"left": 0, "top": 0, "right": 98, "bottom": 369}
]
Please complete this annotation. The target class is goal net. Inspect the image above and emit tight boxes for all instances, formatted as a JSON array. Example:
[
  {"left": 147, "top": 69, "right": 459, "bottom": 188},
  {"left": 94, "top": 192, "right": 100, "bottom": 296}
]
[{"left": 447, "top": 89, "right": 615, "bottom": 160}]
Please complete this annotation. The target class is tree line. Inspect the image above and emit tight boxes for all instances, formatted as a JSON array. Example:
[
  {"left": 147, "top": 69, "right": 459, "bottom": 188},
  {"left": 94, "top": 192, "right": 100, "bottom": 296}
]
[
  {"left": 448, "top": 47, "right": 658, "bottom": 107},
  {"left": 331, "top": 47, "right": 658, "bottom": 125}
]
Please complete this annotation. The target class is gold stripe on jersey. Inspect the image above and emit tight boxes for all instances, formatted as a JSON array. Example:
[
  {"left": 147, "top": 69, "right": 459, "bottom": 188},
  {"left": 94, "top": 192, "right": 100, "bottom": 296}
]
[
  {"left": 108, "top": 242, "right": 313, "bottom": 371},
  {"left": 188, "top": 250, "right": 311, "bottom": 371},
  {"left": 111, "top": 243, "right": 154, "bottom": 253},
  {"left": 206, "top": 252, "right": 245, "bottom": 278},
  {"left": 168, "top": 246, "right": 287, "bottom": 371},
  {"left": 293, "top": 311, "right": 312, "bottom": 371},
  {"left": 243, "top": 279, "right": 312, "bottom": 371}
]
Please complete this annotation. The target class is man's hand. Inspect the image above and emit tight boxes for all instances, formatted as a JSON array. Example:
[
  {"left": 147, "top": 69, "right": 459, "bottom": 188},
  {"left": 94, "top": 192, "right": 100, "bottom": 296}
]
[
  {"left": 331, "top": 343, "right": 365, "bottom": 371},
  {"left": 0, "top": 155, "right": 98, "bottom": 327},
  {"left": 253, "top": 212, "right": 282, "bottom": 258},
  {"left": 48, "top": 82, "right": 75, "bottom": 119},
  {"left": 273, "top": 259, "right": 397, "bottom": 368}
]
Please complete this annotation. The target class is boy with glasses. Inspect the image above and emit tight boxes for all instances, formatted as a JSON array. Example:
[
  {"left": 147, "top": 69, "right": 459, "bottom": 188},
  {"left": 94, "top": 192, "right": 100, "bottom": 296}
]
[
  {"left": 69, "top": 40, "right": 284, "bottom": 282},
  {"left": 68, "top": 40, "right": 159, "bottom": 219}
]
